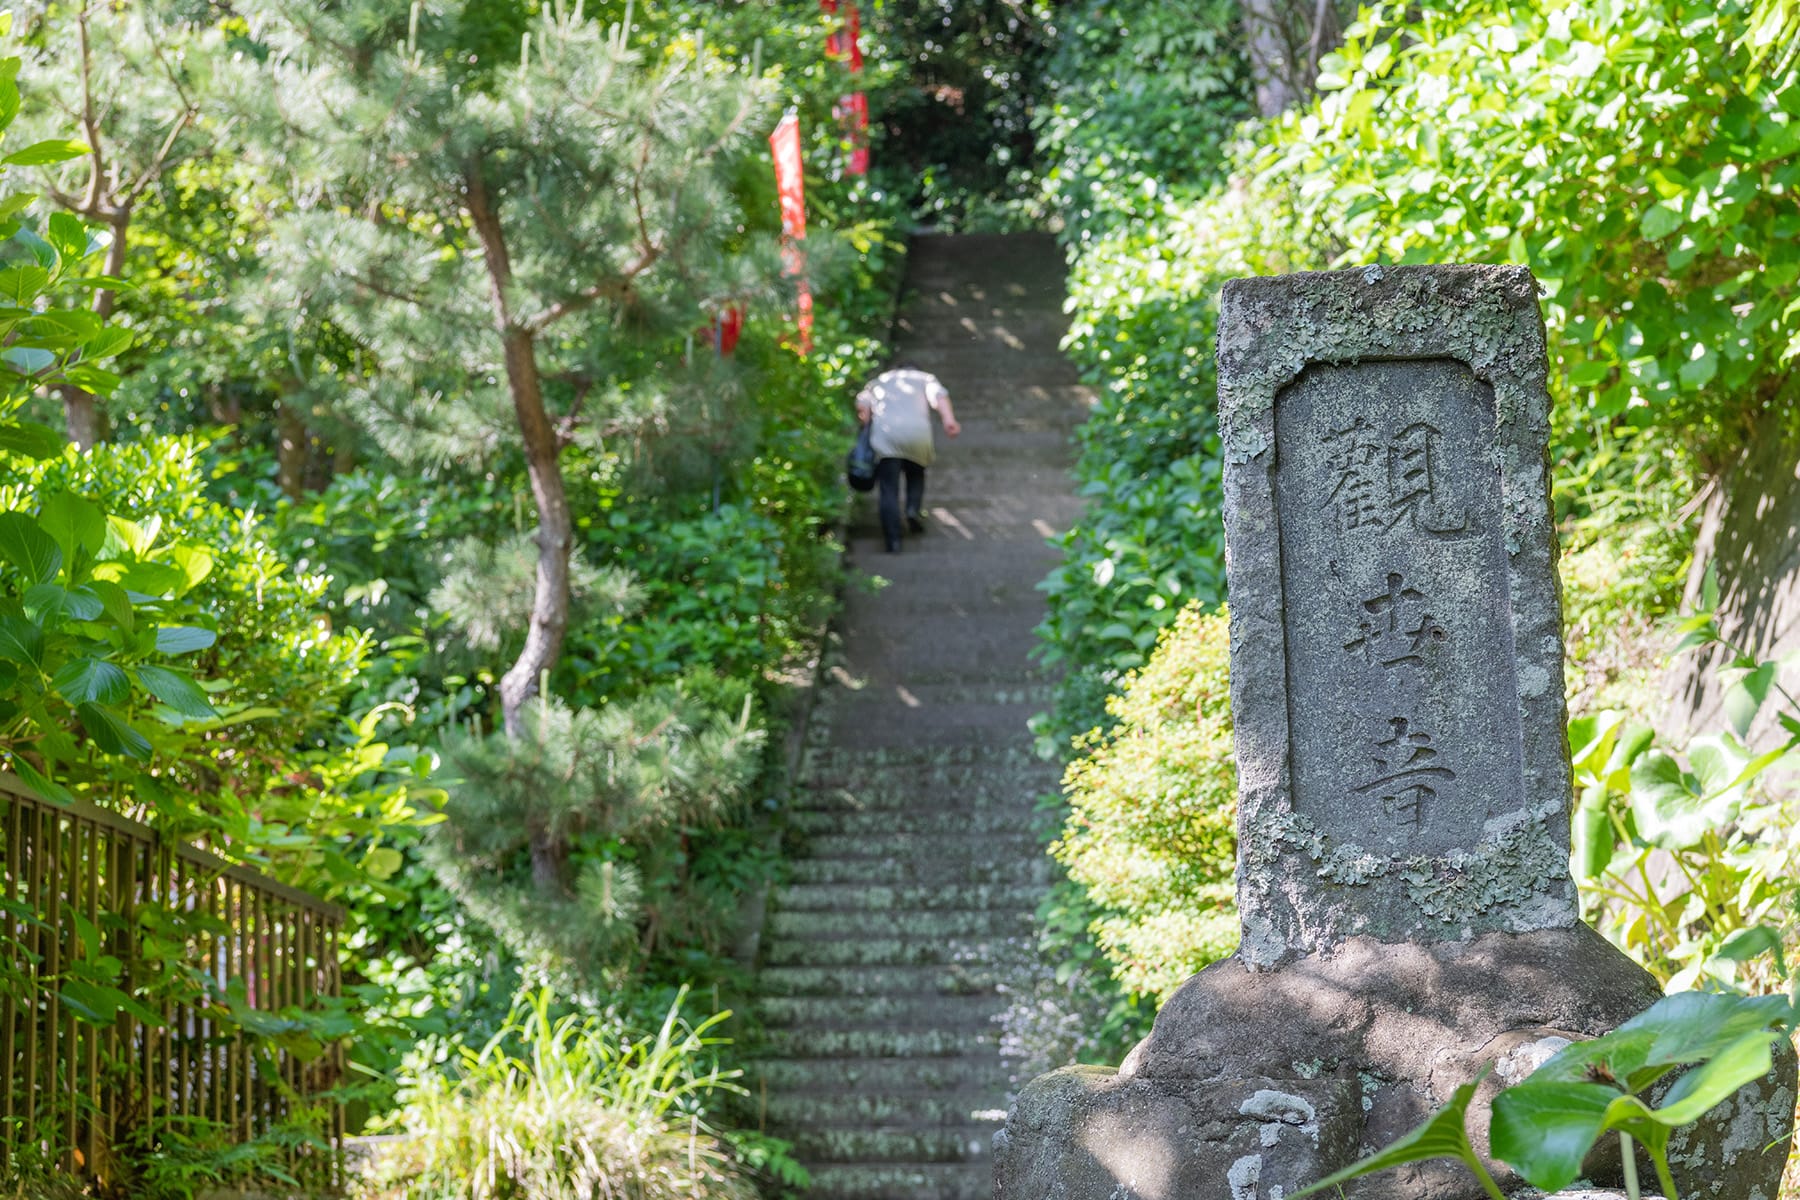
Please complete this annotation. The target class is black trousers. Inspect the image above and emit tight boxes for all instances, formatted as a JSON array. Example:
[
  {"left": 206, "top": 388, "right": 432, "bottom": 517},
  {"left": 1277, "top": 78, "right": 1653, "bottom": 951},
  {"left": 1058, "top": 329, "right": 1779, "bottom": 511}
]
[{"left": 875, "top": 456, "right": 925, "bottom": 549}]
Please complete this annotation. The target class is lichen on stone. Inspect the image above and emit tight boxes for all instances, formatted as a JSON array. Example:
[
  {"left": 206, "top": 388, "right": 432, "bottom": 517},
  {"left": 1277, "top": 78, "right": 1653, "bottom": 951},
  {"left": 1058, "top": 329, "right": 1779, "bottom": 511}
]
[
  {"left": 1401, "top": 816, "right": 1567, "bottom": 924},
  {"left": 1317, "top": 843, "right": 1389, "bottom": 886}
]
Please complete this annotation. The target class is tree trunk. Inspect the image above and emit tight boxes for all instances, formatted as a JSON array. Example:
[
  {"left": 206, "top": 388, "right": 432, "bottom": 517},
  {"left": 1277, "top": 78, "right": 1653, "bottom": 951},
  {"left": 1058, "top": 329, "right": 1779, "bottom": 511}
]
[
  {"left": 528, "top": 825, "right": 569, "bottom": 897},
  {"left": 59, "top": 207, "right": 130, "bottom": 450},
  {"left": 275, "top": 391, "right": 310, "bottom": 500},
  {"left": 1242, "top": 0, "right": 1345, "bottom": 118},
  {"left": 1242, "top": 0, "right": 1299, "bottom": 117},
  {"left": 465, "top": 165, "right": 576, "bottom": 752},
  {"left": 1663, "top": 415, "right": 1800, "bottom": 750}
]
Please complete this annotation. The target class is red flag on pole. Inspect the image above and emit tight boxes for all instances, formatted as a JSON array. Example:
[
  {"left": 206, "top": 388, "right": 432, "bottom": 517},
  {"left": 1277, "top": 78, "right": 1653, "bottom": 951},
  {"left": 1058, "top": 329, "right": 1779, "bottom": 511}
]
[{"left": 769, "top": 113, "right": 812, "bottom": 355}]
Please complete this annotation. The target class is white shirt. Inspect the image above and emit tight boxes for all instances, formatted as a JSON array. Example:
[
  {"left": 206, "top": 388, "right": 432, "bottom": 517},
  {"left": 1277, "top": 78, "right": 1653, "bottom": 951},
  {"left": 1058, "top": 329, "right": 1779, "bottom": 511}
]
[{"left": 857, "top": 369, "right": 949, "bottom": 466}]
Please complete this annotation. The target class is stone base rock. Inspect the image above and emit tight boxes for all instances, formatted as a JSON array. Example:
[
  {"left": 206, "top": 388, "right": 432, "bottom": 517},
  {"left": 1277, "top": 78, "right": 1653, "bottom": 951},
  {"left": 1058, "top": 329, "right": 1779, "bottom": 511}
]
[{"left": 995, "top": 928, "right": 1796, "bottom": 1200}]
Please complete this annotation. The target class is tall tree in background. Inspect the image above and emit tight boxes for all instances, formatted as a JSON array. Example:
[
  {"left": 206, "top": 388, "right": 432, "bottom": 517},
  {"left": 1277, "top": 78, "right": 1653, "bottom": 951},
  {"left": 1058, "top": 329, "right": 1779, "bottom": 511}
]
[
  {"left": 1240, "top": 0, "right": 1349, "bottom": 115},
  {"left": 13, "top": 0, "right": 218, "bottom": 447},
  {"left": 233, "top": 1, "right": 766, "bottom": 742}
]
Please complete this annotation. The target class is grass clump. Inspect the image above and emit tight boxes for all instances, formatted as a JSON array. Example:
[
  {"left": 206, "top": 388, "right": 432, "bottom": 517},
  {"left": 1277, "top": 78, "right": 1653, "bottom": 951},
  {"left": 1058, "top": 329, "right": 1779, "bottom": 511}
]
[{"left": 359, "top": 988, "right": 755, "bottom": 1200}]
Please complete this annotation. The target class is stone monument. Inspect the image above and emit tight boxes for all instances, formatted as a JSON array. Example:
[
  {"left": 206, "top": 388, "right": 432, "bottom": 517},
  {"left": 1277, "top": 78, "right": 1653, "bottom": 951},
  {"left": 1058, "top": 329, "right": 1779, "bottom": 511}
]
[{"left": 993, "top": 265, "right": 1796, "bottom": 1199}]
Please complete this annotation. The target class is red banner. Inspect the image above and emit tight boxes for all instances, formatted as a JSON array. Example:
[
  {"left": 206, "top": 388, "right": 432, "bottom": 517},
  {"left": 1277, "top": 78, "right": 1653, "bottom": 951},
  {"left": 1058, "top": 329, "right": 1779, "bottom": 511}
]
[
  {"left": 840, "top": 90, "right": 870, "bottom": 176},
  {"left": 769, "top": 113, "right": 812, "bottom": 355},
  {"left": 822, "top": 0, "right": 869, "bottom": 175}
]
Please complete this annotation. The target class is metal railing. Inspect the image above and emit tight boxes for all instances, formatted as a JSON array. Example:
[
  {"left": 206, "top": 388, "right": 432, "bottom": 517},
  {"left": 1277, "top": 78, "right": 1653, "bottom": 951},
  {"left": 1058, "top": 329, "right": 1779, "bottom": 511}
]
[{"left": 0, "top": 772, "right": 346, "bottom": 1189}]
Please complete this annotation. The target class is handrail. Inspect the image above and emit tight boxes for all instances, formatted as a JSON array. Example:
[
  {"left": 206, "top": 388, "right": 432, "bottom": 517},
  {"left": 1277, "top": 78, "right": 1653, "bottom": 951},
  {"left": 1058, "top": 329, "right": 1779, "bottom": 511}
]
[{"left": 0, "top": 771, "right": 347, "bottom": 921}]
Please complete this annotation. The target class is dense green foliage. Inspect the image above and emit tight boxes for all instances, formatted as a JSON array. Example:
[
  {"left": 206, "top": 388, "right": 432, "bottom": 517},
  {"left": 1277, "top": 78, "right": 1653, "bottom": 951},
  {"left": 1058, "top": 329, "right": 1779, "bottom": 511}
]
[{"left": 1, "top": 2, "right": 903, "bottom": 1193}]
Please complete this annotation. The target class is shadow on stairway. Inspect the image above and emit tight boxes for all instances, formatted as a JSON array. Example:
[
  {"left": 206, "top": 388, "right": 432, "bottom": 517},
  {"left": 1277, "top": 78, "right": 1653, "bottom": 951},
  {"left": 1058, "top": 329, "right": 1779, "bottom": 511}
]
[{"left": 749, "top": 232, "right": 1093, "bottom": 1200}]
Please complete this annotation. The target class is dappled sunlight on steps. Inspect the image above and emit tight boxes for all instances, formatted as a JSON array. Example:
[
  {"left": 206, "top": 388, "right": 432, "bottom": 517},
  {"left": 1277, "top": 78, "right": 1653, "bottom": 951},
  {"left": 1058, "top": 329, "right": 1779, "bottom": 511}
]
[{"left": 749, "top": 233, "right": 1089, "bottom": 1200}]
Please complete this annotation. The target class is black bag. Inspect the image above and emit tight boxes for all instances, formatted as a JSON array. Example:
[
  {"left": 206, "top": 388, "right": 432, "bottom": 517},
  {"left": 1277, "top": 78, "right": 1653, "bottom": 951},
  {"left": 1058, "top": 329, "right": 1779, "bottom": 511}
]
[{"left": 846, "top": 423, "right": 877, "bottom": 492}]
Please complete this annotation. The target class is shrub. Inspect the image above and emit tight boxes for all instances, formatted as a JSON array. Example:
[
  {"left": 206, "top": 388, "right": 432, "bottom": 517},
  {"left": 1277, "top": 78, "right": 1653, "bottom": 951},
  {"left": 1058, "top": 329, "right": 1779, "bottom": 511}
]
[{"left": 1053, "top": 603, "right": 1238, "bottom": 1001}]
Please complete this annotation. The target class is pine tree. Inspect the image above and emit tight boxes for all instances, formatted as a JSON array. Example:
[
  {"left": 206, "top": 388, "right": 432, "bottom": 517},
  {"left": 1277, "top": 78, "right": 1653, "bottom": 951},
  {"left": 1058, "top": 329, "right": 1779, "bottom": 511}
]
[
  {"left": 12, "top": 0, "right": 220, "bottom": 447},
  {"left": 429, "top": 685, "right": 763, "bottom": 989},
  {"left": 231, "top": 0, "right": 770, "bottom": 738}
]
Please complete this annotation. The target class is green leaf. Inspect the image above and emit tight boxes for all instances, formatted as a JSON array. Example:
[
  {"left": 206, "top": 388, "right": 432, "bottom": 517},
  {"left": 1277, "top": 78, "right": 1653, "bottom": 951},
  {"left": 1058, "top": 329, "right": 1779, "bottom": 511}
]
[
  {"left": 0, "top": 511, "right": 63, "bottom": 583},
  {"left": 0, "top": 263, "right": 48, "bottom": 304},
  {"left": 89, "top": 579, "right": 132, "bottom": 634},
  {"left": 1490, "top": 1080, "right": 1616, "bottom": 1191},
  {"left": 83, "top": 326, "right": 132, "bottom": 360},
  {"left": 0, "top": 613, "right": 43, "bottom": 667},
  {"left": 24, "top": 582, "right": 103, "bottom": 622},
  {"left": 12, "top": 758, "right": 73, "bottom": 806},
  {"left": 37, "top": 491, "right": 105, "bottom": 561},
  {"left": 1718, "top": 925, "right": 1786, "bottom": 973},
  {"left": 1290, "top": 1077, "right": 1491, "bottom": 1197},
  {"left": 1722, "top": 662, "right": 1776, "bottom": 737},
  {"left": 13, "top": 228, "right": 55, "bottom": 269},
  {"left": 1641, "top": 200, "right": 1683, "bottom": 240},
  {"left": 135, "top": 665, "right": 218, "bottom": 720},
  {"left": 1648, "top": 1031, "right": 1779, "bottom": 1126},
  {"left": 1572, "top": 793, "right": 1614, "bottom": 879},
  {"left": 52, "top": 657, "right": 129, "bottom": 706},
  {"left": 1688, "top": 733, "right": 1752, "bottom": 800},
  {"left": 1629, "top": 750, "right": 1708, "bottom": 849},
  {"left": 363, "top": 845, "right": 404, "bottom": 881},
  {"left": 154, "top": 625, "right": 216, "bottom": 655},
  {"left": 1, "top": 346, "right": 54, "bottom": 375},
  {"left": 167, "top": 545, "right": 213, "bottom": 591},
  {"left": 4, "top": 139, "right": 90, "bottom": 167},
  {"left": 1622, "top": 991, "right": 1791, "bottom": 1079},
  {"left": 75, "top": 703, "right": 150, "bottom": 760},
  {"left": 57, "top": 979, "right": 158, "bottom": 1026},
  {"left": 43, "top": 211, "right": 89, "bottom": 260},
  {"left": 0, "top": 419, "right": 68, "bottom": 459}
]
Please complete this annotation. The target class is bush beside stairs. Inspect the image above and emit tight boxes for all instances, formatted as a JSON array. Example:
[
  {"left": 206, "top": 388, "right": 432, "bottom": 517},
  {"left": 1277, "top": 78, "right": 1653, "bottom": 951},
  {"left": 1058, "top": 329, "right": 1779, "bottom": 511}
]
[{"left": 751, "top": 233, "right": 1092, "bottom": 1200}]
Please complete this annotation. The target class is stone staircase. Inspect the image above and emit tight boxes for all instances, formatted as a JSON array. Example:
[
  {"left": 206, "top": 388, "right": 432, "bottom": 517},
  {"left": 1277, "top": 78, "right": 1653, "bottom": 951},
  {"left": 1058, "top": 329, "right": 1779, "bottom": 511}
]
[{"left": 750, "top": 233, "right": 1091, "bottom": 1199}]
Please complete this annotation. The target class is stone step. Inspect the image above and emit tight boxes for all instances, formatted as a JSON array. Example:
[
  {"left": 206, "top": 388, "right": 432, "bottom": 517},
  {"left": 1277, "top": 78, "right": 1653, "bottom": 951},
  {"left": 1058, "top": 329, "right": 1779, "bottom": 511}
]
[
  {"left": 763, "top": 1088, "right": 1012, "bottom": 1129},
  {"left": 808, "top": 702, "right": 1042, "bottom": 751},
  {"left": 834, "top": 576, "right": 1057, "bottom": 620},
  {"left": 798, "top": 1161, "right": 993, "bottom": 1200},
  {"left": 763, "top": 1023, "right": 1001, "bottom": 1059},
  {"left": 753, "top": 1053, "right": 1017, "bottom": 1093},
  {"left": 759, "top": 990, "right": 1005, "bottom": 1030},
  {"left": 765, "top": 906, "right": 1034, "bottom": 942},
  {"left": 929, "top": 425, "right": 1075, "bottom": 454},
  {"left": 807, "top": 680, "right": 1056, "bottom": 708},
  {"left": 795, "top": 831, "right": 1042, "bottom": 862},
  {"left": 789, "top": 775, "right": 1058, "bottom": 814},
  {"left": 761, "top": 934, "right": 1031, "bottom": 968},
  {"left": 785, "top": 807, "right": 1054, "bottom": 839},
  {"left": 802, "top": 740, "right": 1043, "bottom": 771},
  {"left": 772, "top": 882, "right": 1046, "bottom": 914},
  {"left": 891, "top": 319, "right": 1074, "bottom": 349},
  {"left": 844, "top": 539, "right": 1065, "bottom": 576},
  {"left": 757, "top": 963, "right": 1013, "bottom": 998},
  {"left": 789, "top": 1125, "right": 999, "bottom": 1164},
  {"left": 792, "top": 779, "right": 1059, "bottom": 815},
  {"left": 798, "top": 765, "right": 1058, "bottom": 799},
  {"left": 782, "top": 855, "right": 1052, "bottom": 890}
]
